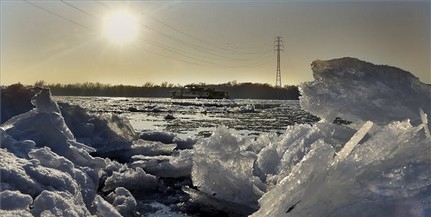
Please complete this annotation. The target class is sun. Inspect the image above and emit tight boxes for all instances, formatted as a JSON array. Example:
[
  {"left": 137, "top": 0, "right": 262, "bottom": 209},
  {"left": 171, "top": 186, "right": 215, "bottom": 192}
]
[{"left": 103, "top": 10, "right": 139, "bottom": 45}]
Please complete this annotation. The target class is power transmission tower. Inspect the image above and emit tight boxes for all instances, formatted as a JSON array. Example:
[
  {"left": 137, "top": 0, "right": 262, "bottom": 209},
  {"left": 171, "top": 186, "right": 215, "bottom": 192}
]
[{"left": 274, "top": 36, "right": 284, "bottom": 88}]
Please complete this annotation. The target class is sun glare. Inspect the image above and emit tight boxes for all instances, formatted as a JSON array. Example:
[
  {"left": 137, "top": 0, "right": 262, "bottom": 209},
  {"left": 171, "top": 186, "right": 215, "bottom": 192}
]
[{"left": 103, "top": 10, "right": 139, "bottom": 45}]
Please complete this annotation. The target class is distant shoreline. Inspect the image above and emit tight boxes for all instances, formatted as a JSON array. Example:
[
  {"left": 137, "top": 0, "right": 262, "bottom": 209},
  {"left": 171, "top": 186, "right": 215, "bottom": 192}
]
[{"left": 8, "top": 82, "right": 300, "bottom": 100}]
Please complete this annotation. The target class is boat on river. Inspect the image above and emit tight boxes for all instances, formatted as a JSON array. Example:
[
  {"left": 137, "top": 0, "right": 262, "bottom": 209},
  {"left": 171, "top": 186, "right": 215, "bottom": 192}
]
[{"left": 170, "top": 85, "right": 230, "bottom": 99}]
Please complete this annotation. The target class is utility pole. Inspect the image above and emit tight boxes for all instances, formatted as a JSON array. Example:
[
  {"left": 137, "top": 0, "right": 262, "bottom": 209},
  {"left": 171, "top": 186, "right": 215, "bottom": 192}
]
[{"left": 274, "top": 36, "right": 284, "bottom": 88}]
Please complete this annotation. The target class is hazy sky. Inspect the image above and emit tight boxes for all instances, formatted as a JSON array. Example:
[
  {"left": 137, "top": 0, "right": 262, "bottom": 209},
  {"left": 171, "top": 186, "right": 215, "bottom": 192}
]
[{"left": 1, "top": 0, "right": 430, "bottom": 86}]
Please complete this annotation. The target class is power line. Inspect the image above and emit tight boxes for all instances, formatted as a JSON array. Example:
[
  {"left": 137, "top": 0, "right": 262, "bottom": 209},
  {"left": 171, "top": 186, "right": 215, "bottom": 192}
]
[
  {"left": 147, "top": 37, "right": 272, "bottom": 63},
  {"left": 63, "top": 0, "right": 272, "bottom": 61},
  {"left": 95, "top": 1, "right": 271, "bottom": 57},
  {"left": 25, "top": 0, "right": 94, "bottom": 31},
  {"left": 141, "top": 12, "right": 271, "bottom": 54},
  {"left": 25, "top": 1, "right": 273, "bottom": 68},
  {"left": 139, "top": 20, "right": 271, "bottom": 60},
  {"left": 62, "top": 0, "right": 273, "bottom": 63},
  {"left": 60, "top": 0, "right": 96, "bottom": 19}
]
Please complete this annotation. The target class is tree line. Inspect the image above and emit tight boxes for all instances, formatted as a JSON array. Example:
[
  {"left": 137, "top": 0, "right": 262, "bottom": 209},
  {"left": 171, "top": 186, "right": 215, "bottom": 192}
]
[{"left": 33, "top": 80, "right": 300, "bottom": 100}]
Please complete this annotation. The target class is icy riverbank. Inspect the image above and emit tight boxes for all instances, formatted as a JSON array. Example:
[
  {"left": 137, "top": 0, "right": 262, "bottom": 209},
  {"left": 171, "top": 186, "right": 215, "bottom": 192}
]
[{"left": 1, "top": 57, "right": 430, "bottom": 216}]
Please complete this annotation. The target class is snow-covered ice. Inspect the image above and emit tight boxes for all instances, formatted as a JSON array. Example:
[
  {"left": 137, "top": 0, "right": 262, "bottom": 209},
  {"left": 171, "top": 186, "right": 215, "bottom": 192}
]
[{"left": 1, "top": 57, "right": 430, "bottom": 216}]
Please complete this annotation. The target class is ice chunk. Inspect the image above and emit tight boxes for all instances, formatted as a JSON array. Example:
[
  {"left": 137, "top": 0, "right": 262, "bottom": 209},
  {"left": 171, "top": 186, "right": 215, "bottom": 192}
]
[
  {"left": 255, "top": 142, "right": 279, "bottom": 179},
  {"left": 95, "top": 195, "right": 122, "bottom": 217},
  {"left": 183, "top": 186, "right": 257, "bottom": 216},
  {"left": 191, "top": 126, "right": 261, "bottom": 211},
  {"left": 94, "top": 139, "right": 178, "bottom": 162},
  {"left": 102, "top": 167, "right": 159, "bottom": 192},
  {"left": 270, "top": 122, "right": 354, "bottom": 185},
  {"left": 0, "top": 118, "right": 103, "bottom": 215},
  {"left": 2, "top": 111, "right": 74, "bottom": 154},
  {"left": 131, "top": 149, "right": 193, "bottom": 178},
  {"left": 0, "top": 87, "right": 137, "bottom": 215},
  {"left": 0, "top": 90, "right": 101, "bottom": 159},
  {"left": 231, "top": 103, "right": 256, "bottom": 113},
  {"left": 131, "top": 139, "right": 177, "bottom": 156},
  {"left": 106, "top": 187, "right": 137, "bottom": 217},
  {"left": 59, "top": 102, "right": 136, "bottom": 160},
  {"left": 0, "top": 88, "right": 107, "bottom": 171},
  {"left": 349, "top": 119, "right": 431, "bottom": 164},
  {"left": 0, "top": 210, "right": 33, "bottom": 217},
  {"left": 31, "top": 88, "right": 61, "bottom": 113},
  {"left": 72, "top": 166, "right": 100, "bottom": 212},
  {"left": 28, "top": 147, "right": 75, "bottom": 176},
  {"left": 23, "top": 161, "right": 80, "bottom": 197},
  {"left": 27, "top": 146, "right": 101, "bottom": 211},
  {"left": 0, "top": 148, "right": 44, "bottom": 196},
  {"left": 252, "top": 118, "right": 431, "bottom": 217},
  {"left": 31, "top": 190, "right": 90, "bottom": 217},
  {"left": 300, "top": 57, "right": 431, "bottom": 127},
  {"left": 250, "top": 59, "right": 431, "bottom": 217},
  {"left": 0, "top": 190, "right": 33, "bottom": 210},
  {"left": 63, "top": 144, "right": 106, "bottom": 170},
  {"left": 139, "top": 130, "right": 197, "bottom": 149},
  {"left": 251, "top": 140, "right": 335, "bottom": 217},
  {"left": 0, "top": 129, "right": 36, "bottom": 158},
  {"left": 139, "top": 131, "right": 176, "bottom": 144},
  {"left": 242, "top": 132, "right": 278, "bottom": 153},
  {"left": 173, "top": 136, "right": 197, "bottom": 149},
  {"left": 420, "top": 109, "right": 430, "bottom": 138},
  {"left": 0, "top": 83, "right": 37, "bottom": 124}
]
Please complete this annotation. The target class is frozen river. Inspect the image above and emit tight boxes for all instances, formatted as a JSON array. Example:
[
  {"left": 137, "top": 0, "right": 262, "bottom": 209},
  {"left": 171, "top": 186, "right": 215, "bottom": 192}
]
[{"left": 53, "top": 97, "right": 319, "bottom": 138}]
